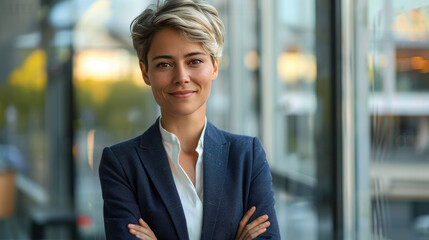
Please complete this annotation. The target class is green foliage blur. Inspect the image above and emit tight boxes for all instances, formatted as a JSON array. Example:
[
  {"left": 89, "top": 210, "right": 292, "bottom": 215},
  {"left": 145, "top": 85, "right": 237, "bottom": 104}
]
[
  {"left": 74, "top": 78, "right": 152, "bottom": 140},
  {"left": 0, "top": 48, "right": 153, "bottom": 142}
]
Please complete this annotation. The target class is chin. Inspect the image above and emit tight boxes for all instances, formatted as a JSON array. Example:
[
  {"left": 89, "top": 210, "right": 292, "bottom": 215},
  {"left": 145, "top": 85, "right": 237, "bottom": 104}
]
[
  {"left": 172, "top": 109, "right": 199, "bottom": 116},
  {"left": 165, "top": 105, "right": 205, "bottom": 117}
]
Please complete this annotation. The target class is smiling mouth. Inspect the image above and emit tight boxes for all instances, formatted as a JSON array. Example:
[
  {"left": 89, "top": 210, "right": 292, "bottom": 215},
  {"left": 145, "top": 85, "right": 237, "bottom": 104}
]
[{"left": 169, "top": 90, "right": 196, "bottom": 98}]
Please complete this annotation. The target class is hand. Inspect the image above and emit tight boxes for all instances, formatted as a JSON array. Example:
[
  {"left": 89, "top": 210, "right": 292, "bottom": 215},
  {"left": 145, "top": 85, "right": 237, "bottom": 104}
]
[
  {"left": 235, "top": 206, "right": 270, "bottom": 240},
  {"left": 127, "top": 218, "right": 158, "bottom": 240}
]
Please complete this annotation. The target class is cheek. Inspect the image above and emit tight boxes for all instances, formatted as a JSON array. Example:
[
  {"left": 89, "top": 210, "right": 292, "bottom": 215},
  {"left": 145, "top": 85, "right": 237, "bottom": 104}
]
[
  {"left": 148, "top": 80, "right": 167, "bottom": 99},
  {"left": 151, "top": 88, "right": 166, "bottom": 106},
  {"left": 193, "top": 69, "right": 215, "bottom": 84},
  {"left": 149, "top": 73, "right": 170, "bottom": 89}
]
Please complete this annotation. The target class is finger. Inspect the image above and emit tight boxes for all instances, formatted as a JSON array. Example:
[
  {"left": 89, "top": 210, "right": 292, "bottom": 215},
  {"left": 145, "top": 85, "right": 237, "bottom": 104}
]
[
  {"left": 242, "top": 227, "right": 268, "bottom": 240},
  {"left": 239, "top": 216, "right": 269, "bottom": 240},
  {"left": 236, "top": 206, "right": 256, "bottom": 239},
  {"left": 128, "top": 228, "right": 151, "bottom": 239},
  {"left": 245, "top": 214, "right": 268, "bottom": 231},
  {"left": 138, "top": 218, "right": 157, "bottom": 239},
  {"left": 128, "top": 223, "right": 152, "bottom": 235},
  {"left": 139, "top": 218, "right": 150, "bottom": 228},
  {"left": 246, "top": 221, "right": 270, "bottom": 239},
  {"left": 241, "top": 206, "right": 256, "bottom": 223},
  {"left": 238, "top": 207, "right": 256, "bottom": 231}
]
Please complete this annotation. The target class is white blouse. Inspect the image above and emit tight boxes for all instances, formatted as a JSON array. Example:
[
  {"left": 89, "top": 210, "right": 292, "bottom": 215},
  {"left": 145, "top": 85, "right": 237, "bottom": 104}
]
[{"left": 159, "top": 118, "right": 206, "bottom": 240}]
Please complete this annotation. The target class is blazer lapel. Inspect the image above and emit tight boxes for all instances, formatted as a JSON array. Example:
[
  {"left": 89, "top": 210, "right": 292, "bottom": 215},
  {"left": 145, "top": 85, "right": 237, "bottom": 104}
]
[
  {"left": 135, "top": 119, "right": 189, "bottom": 240},
  {"left": 200, "top": 122, "right": 230, "bottom": 240}
]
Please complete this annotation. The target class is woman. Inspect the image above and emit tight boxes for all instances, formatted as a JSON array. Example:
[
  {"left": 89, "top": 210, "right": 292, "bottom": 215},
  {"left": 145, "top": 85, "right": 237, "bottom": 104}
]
[{"left": 99, "top": 0, "right": 280, "bottom": 239}]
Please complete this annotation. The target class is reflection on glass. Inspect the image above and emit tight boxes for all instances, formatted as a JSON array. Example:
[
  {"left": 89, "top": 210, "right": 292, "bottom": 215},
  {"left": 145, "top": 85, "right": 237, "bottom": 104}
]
[
  {"left": 269, "top": 0, "right": 317, "bottom": 239},
  {"left": 72, "top": 0, "right": 155, "bottom": 238},
  {"left": 358, "top": 1, "right": 429, "bottom": 239},
  {"left": 0, "top": 42, "right": 48, "bottom": 239}
]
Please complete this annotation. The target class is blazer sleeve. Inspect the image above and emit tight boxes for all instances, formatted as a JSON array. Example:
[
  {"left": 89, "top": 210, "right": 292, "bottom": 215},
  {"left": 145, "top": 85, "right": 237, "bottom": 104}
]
[
  {"left": 99, "top": 146, "right": 140, "bottom": 240},
  {"left": 248, "top": 137, "right": 281, "bottom": 239}
]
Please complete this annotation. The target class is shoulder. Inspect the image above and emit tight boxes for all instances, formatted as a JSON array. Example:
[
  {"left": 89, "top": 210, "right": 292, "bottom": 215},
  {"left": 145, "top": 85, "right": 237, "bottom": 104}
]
[
  {"left": 207, "top": 123, "right": 271, "bottom": 185},
  {"left": 206, "top": 121, "right": 263, "bottom": 152},
  {"left": 222, "top": 130, "right": 255, "bottom": 147},
  {"left": 105, "top": 119, "right": 160, "bottom": 154},
  {"left": 106, "top": 135, "right": 141, "bottom": 154},
  {"left": 99, "top": 135, "right": 142, "bottom": 172}
]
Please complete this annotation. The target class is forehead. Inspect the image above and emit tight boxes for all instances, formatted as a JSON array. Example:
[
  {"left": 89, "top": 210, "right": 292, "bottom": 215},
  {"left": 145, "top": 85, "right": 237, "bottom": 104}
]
[{"left": 148, "top": 28, "right": 208, "bottom": 58}]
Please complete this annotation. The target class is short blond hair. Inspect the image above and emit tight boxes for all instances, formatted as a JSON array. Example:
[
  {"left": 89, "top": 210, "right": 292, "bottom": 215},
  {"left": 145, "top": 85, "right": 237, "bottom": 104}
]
[{"left": 130, "top": 0, "right": 225, "bottom": 67}]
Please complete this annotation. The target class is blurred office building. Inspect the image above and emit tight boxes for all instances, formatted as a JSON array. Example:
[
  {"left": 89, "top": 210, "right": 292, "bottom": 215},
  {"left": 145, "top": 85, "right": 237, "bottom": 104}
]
[{"left": 0, "top": 0, "right": 428, "bottom": 239}]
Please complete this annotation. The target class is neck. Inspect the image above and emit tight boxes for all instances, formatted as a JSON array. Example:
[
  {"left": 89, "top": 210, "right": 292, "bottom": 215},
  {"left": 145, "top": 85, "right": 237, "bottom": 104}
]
[{"left": 160, "top": 110, "right": 206, "bottom": 153}]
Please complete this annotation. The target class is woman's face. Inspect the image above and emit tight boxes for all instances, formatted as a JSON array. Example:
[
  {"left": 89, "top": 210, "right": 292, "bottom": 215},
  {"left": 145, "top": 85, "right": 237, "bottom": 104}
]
[{"left": 140, "top": 28, "right": 218, "bottom": 118}]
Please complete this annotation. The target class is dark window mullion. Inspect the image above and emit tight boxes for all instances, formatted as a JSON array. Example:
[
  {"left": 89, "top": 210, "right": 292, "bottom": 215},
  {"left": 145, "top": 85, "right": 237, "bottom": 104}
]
[{"left": 315, "top": 0, "right": 343, "bottom": 239}]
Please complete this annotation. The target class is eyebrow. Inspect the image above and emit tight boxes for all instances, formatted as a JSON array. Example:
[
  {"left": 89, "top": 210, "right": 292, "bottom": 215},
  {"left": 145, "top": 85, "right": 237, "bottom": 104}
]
[{"left": 151, "top": 52, "right": 207, "bottom": 62}]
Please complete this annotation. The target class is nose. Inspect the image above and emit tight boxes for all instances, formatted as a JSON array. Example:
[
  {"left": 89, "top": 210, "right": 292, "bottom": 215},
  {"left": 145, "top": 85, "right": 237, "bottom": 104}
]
[{"left": 174, "top": 64, "right": 190, "bottom": 85}]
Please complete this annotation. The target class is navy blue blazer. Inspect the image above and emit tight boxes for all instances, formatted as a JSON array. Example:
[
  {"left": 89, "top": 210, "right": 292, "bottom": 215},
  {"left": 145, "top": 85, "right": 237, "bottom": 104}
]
[{"left": 99, "top": 119, "right": 280, "bottom": 239}]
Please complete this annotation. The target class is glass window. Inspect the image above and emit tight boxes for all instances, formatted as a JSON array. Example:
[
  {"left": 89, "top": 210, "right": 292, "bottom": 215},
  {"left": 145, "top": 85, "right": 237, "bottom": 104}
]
[
  {"left": 0, "top": 0, "right": 358, "bottom": 239},
  {"left": 260, "top": 0, "right": 318, "bottom": 239},
  {"left": 208, "top": 0, "right": 260, "bottom": 136},
  {"left": 0, "top": 0, "right": 75, "bottom": 238},
  {"left": 72, "top": 0, "right": 157, "bottom": 238},
  {"left": 354, "top": 1, "right": 429, "bottom": 239}
]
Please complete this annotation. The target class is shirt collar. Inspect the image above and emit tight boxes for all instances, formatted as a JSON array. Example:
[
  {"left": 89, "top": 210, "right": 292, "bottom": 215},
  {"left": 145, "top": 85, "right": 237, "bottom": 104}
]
[{"left": 159, "top": 117, "right": 207, "bottom": 157}]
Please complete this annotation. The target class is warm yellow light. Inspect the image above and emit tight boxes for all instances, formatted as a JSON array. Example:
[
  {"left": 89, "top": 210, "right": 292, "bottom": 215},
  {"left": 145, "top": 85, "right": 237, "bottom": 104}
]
[
  {"left": 9, "top": 49, "right": 47, "bottom": 90},
  {"left": 396, "top": 55, "right": 429, "bottom": 73},
  {"left": 87, "top": 129, "right": 95, "bottom": 170},
  {"left": 277, "top": 52, "right": 316, "bottom": 84},
  {"left": 74, "top": 49, "right": 147, "bottom": 86},
  {"left": 74, "top": 49, "right": 131, "bottom": 81},
  {"left": 423, "top": 60, "right": 429, "bottom": 73},
  {"left": 411, "top": 56, "right": 425, "bottom": 70},
  {"left": 131, "top": 64, "right": 147, "bottom": 88},
  {"left": 74, "top": 49, "right": 148, "bottom": 104},
  {"left": 244, "top": 50, "right": 259, "bottom": 71}
]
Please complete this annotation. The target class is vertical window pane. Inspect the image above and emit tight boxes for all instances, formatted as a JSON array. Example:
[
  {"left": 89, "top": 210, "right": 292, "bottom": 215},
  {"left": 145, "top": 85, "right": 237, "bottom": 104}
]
[
  {"left": 356, "top": 1, "right": 429, "bottom": 239},
  {"left": 1, "top": 0, "right": 74, "bottom": 238},
  {"left": 208, "top": 0, "right": 260, "bottom": 136},
  {"left": 267, "top": 0, "right": 318, "bottom": 239},
  {"left": 72, "top": 0, "right": 156, "bottom": 238}
]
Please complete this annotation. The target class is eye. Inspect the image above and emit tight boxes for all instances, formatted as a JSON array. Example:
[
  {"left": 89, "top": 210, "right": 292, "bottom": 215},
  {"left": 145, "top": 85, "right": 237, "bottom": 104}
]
[
  {"left": 156, "top": 62, "right": 171, "bottom": 68},
  {"left": 189, "top": 59, "right": 203, "bottom": 65}
]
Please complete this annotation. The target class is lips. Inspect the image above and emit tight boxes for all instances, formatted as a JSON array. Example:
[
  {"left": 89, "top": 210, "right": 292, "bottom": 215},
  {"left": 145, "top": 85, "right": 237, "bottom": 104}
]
[{"left": 169, "top": 90, "right": 196, "bottom": 98}]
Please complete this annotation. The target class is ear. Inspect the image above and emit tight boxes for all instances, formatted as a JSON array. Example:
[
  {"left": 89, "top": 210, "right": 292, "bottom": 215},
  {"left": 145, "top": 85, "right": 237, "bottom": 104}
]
[
  {"left": 139, "top": 61, "right": 151, "bottom": 86},
  {"left": 211, "top": 58, "right": 219, "bottom": 81}
]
